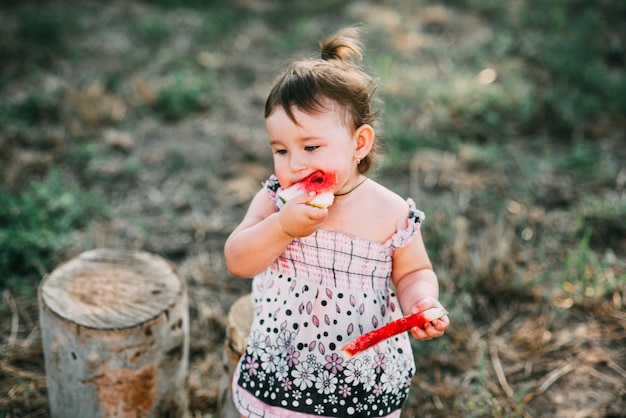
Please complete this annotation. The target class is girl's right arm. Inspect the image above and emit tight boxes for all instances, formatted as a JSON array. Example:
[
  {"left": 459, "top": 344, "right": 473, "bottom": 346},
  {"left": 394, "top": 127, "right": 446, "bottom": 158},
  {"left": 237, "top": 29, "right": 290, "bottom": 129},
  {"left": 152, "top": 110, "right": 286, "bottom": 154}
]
[{"left": 224, "top": 188, "right": 328, "bottom": 278}]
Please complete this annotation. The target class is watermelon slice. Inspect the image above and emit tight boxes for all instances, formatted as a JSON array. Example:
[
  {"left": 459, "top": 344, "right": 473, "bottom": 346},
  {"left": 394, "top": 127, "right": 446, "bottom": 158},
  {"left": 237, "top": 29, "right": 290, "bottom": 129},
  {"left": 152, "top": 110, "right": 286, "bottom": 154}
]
[
  {"left": 278, "top": 170, "right": 338, "bottom": 209},
  {"left": 340, "top": 307, "right": 448, "bottom": 360}
]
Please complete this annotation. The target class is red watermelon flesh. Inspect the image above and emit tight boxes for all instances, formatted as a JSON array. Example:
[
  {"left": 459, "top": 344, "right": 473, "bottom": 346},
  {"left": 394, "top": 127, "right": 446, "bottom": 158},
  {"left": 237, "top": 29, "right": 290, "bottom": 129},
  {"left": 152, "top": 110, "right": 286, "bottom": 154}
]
[
  {"left": 278, "top": 170, "right": 338, "bottom": 208},
  {"left": 340, "top": 306, "right": 448, "bottom": 360}
]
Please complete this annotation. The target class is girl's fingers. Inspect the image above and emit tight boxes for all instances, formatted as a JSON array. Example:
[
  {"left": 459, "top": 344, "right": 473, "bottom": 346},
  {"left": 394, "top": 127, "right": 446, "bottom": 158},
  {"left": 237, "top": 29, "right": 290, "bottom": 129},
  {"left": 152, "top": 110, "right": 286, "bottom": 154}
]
[
  {"left": 410, "top": 315, "right": 449, "bottom": 340},
  {"left": 432, "top": 316, "right": 450, "bottom": 332}
]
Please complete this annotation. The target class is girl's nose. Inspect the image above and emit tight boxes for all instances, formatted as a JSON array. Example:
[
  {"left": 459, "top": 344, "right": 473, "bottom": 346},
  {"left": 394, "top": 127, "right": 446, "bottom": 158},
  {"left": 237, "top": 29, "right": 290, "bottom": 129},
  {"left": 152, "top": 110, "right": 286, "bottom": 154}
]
[{"left": 289, "top": 153, "right": 307, "bottom": 172}]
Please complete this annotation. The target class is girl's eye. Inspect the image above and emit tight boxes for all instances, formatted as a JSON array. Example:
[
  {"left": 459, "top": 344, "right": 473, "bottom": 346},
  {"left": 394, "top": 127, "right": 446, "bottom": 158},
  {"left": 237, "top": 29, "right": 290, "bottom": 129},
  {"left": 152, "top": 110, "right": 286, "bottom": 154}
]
[
  {"left": 305, "top": 145, "right": 319, "bottom": 152},
  {"left": 274, "top": 149, "right": 287, "bottom": 155}
]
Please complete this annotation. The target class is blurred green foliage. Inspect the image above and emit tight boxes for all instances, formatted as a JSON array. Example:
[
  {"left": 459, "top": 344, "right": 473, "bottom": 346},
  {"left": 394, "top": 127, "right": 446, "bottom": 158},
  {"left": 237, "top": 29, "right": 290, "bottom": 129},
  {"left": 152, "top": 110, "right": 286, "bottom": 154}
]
[
  {"left": 0, "top": 8, "right": 77, "bottom": 85},
  {"left": 0, "top": 171, "right": 111, "bottom": 295},
  {"left": 448, "top": 0, "right": 626, "bottom": 134},
  {"left": 0, "top": 0, "right": 622, "bottom": 308},
  {"left": 0, "top": 90, "right": 62, "bottom": 130},
  {"left": 152, "top": 70, "right": 216, "bottom": 121}
]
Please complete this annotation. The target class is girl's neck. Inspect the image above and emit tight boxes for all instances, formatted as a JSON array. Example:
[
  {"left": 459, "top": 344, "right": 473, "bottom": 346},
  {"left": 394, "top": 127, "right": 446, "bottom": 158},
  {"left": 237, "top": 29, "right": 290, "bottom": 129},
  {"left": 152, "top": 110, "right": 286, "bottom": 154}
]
[{"left": 334, "top": 175, "right": 367, "bottom": 197}]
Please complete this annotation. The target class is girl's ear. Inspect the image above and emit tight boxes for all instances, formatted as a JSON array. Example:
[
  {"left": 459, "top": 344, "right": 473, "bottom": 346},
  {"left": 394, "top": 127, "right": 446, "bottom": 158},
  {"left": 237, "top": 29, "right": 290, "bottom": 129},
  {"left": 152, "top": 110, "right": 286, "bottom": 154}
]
[{"left": 354, "top": 124, "right": 374, "bottom": 159}]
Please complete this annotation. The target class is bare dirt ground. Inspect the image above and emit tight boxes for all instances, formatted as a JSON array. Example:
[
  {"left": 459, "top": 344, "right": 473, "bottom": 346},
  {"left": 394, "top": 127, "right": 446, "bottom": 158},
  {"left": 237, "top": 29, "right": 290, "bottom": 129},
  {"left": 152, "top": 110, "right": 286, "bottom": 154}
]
[{"left": 1, "top": 1, "right": 625, "bottom": 417}]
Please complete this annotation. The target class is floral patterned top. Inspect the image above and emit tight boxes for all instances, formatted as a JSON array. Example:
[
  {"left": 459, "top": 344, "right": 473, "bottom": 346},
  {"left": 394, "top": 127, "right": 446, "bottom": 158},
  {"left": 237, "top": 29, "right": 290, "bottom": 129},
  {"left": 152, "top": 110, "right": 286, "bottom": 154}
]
[{"left": 232, "top": 175, "right": 425, "bottom": 418}]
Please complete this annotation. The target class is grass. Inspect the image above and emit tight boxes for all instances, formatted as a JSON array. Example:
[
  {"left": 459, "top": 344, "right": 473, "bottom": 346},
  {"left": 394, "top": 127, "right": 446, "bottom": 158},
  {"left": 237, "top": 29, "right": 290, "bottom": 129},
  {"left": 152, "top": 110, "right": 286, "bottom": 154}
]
[
  {"left": 0, "top": 170, "right": 111, "bottom": 299},
  {"left": 0, "top": 0, "right": 624, "bottom": 416},
  {"left": 558, "top": 228, "right": 615, "bottom": 303},
  {"left": 369, "top": 0, "right": 626, "bottom": 310},
  {"left": 151, "top": 69, "right": 216, "bottom": 121},
  {"left": 0, "top": 7, "right": 77, "bottom": 85},
  {"left": 0, "top": 90, "right": 63, "bottom": 131},
  {"left": 133, "top": 15, "right": 171, "bottom": 47},
  {"left": 1, "top": 0, "right": 621, "bottom": 352}
]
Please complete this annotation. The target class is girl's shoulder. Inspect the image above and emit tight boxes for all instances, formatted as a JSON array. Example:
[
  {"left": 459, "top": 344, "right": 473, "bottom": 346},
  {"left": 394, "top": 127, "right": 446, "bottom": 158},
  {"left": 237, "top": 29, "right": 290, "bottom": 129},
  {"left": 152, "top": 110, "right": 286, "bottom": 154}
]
[
  {"left": 366, "top": 180, "right": 417, "bottom": 226},
  {"left": 366, "top": 182, "right": 425, "bottom": 249},
  {"left": 335, "top": 179, "right": 422, "bottom": 245}
]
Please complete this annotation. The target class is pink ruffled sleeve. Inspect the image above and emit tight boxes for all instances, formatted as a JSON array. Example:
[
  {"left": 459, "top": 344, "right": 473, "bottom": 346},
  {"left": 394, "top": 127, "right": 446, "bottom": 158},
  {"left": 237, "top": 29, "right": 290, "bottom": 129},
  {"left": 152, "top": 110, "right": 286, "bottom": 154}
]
[{"left": 389, "top": 198, "right": 425, "bottom": 249}]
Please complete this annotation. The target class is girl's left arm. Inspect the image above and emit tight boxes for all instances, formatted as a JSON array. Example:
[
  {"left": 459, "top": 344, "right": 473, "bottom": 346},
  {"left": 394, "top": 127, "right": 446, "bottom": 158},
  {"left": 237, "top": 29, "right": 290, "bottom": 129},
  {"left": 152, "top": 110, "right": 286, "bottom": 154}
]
[{"left": 392, "top": 228, "right": 450, "bottom": 340}]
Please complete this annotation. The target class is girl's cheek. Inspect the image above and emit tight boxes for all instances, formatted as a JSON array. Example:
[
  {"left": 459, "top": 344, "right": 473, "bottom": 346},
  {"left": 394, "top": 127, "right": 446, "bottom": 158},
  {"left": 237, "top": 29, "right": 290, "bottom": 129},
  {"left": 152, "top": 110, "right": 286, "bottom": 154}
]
[{"left": 273, "top": 160, "right": 288, "bottom": 176}]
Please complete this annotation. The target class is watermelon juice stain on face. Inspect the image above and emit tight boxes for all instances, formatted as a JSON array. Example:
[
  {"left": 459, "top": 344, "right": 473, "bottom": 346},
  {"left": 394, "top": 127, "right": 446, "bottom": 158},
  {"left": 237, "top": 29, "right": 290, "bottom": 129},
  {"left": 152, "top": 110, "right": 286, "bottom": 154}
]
[{"left": 266, "top": 104, "right": 362, "bottom": 197}]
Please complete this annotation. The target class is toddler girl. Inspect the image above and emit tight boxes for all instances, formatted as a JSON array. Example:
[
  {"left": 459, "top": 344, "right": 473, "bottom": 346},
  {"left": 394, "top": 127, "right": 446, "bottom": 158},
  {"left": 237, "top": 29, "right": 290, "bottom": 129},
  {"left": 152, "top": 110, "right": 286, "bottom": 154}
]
[{"left": 224, "top": 27, "right": 449, "bottom": 418}]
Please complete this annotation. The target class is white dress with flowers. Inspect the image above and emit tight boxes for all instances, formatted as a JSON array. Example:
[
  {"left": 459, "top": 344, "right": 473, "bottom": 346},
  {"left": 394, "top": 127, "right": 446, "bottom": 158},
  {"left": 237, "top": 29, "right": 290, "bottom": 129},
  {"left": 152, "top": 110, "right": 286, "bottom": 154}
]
[{"left": 232, "top": 175, "right": 425, "bottom": 418}]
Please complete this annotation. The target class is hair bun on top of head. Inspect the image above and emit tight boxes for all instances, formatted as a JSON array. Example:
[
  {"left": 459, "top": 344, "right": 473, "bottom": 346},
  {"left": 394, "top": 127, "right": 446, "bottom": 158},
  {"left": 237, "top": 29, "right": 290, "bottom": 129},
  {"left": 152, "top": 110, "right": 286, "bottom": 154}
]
[
  {"left": 319, "top": 27, "right": 363, "bottom": 64},
  {"left": 265, "top": 26, "right": 379, "bottom": 174}
]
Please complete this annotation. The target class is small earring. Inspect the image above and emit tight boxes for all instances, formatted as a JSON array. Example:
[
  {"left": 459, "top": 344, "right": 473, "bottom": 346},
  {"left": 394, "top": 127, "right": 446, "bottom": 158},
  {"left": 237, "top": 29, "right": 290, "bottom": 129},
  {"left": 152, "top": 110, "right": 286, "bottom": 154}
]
[{"left": 356, "top": 155, "right": 362, "bottom": 165}]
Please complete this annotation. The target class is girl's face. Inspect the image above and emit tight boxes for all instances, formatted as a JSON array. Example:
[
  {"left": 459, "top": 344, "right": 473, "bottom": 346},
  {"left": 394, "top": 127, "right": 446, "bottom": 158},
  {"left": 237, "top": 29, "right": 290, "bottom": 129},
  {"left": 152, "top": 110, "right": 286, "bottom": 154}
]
[{"left": 266, "top": 103, "right": 362, "bottom": 193}]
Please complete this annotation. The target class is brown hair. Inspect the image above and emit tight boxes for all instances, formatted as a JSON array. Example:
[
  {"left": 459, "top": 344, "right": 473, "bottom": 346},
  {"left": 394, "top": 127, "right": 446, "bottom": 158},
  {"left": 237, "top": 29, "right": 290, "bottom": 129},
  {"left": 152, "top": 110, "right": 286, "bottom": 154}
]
[{"left": 264, "top": 27, "right": 381, "bottom": 173}]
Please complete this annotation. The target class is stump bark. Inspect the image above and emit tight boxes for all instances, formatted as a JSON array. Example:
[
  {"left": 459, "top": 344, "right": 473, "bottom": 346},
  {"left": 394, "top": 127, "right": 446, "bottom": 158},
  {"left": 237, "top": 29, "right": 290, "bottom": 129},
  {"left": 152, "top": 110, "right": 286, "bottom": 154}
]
[
  {"left": 217, "top": 294, "right": 253, "bottom": 418},
  {"left": 38, "top": 249, "right": 189, "bottom": 418}
]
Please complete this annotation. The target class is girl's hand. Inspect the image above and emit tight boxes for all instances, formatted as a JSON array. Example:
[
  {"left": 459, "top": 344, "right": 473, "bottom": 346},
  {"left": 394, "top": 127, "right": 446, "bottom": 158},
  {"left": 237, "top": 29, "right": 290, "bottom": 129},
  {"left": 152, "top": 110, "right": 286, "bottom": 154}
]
[
  {"left": 409, "top": 297, "right": 449, "bottom": 341},
  {"left": 278, "top": 192, "right": 328, "bottom": 238}
]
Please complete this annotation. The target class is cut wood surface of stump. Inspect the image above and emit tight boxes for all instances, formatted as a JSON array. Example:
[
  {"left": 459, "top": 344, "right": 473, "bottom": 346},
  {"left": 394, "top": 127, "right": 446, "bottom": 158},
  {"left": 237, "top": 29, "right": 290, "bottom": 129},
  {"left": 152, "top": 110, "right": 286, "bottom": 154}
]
[{"left": 38, "top": 249, "right": 189, "bottom": 418}]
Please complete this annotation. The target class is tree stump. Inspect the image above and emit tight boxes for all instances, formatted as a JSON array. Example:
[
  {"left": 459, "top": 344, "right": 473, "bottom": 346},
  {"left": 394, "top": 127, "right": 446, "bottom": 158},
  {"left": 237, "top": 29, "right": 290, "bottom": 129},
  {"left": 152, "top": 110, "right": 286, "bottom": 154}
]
[
  {"left": 217, "top": 294, "right": 253, "bottom": 418},
  {"left": 38, "top": 249, "right": 189, "bottom": 418}
]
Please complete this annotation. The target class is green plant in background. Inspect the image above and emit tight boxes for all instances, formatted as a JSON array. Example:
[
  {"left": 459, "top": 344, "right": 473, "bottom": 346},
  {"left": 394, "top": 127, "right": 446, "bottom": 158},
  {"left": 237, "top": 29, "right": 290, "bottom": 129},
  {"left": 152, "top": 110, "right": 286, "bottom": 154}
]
[
  {"left": 143, "top": 0, "right": 225, "bottom": 9},
  {"left": 67, "top": 141, "right": 101, "bottom": 176},
  {"left": 152, "top": 69, "right": 215, "bottom": 121},
  {"left": 559, "top": 227, "right": 622, "bottom": 304},
  {"left": 581, "top": 193, "right": 626, "bottom": 248},
  {"left": 451, "top": 347, "right": 506, "bottom": 417},
  {"left": 455, "top": 386, "right": 505, "bottom": 418},
  {"left": 18, "top": 10, "right": 66, "bottom": 51},
  {"left": 0, "top": 89, "right": 62, "bottom": 130},
  {"left": 520, "top": 1, "right": 626, "bottom": 123},
  {"left": 455, "top": 0, "right": 625, "bottom": 135},
  {"left": 0, "top": 170, "right": 111, "bottom": 296},
  {"left": 133, "top": 15, "right": 171, "bottom": 47},
  {"left": 0, "top": 7, "right": 76, "bottom": 83},
  {"left": 554, "top": 141, "right": 619, "bottom": 183},
  {"left": 196, "top": 8, "right": 253, "bottom": 44}
]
